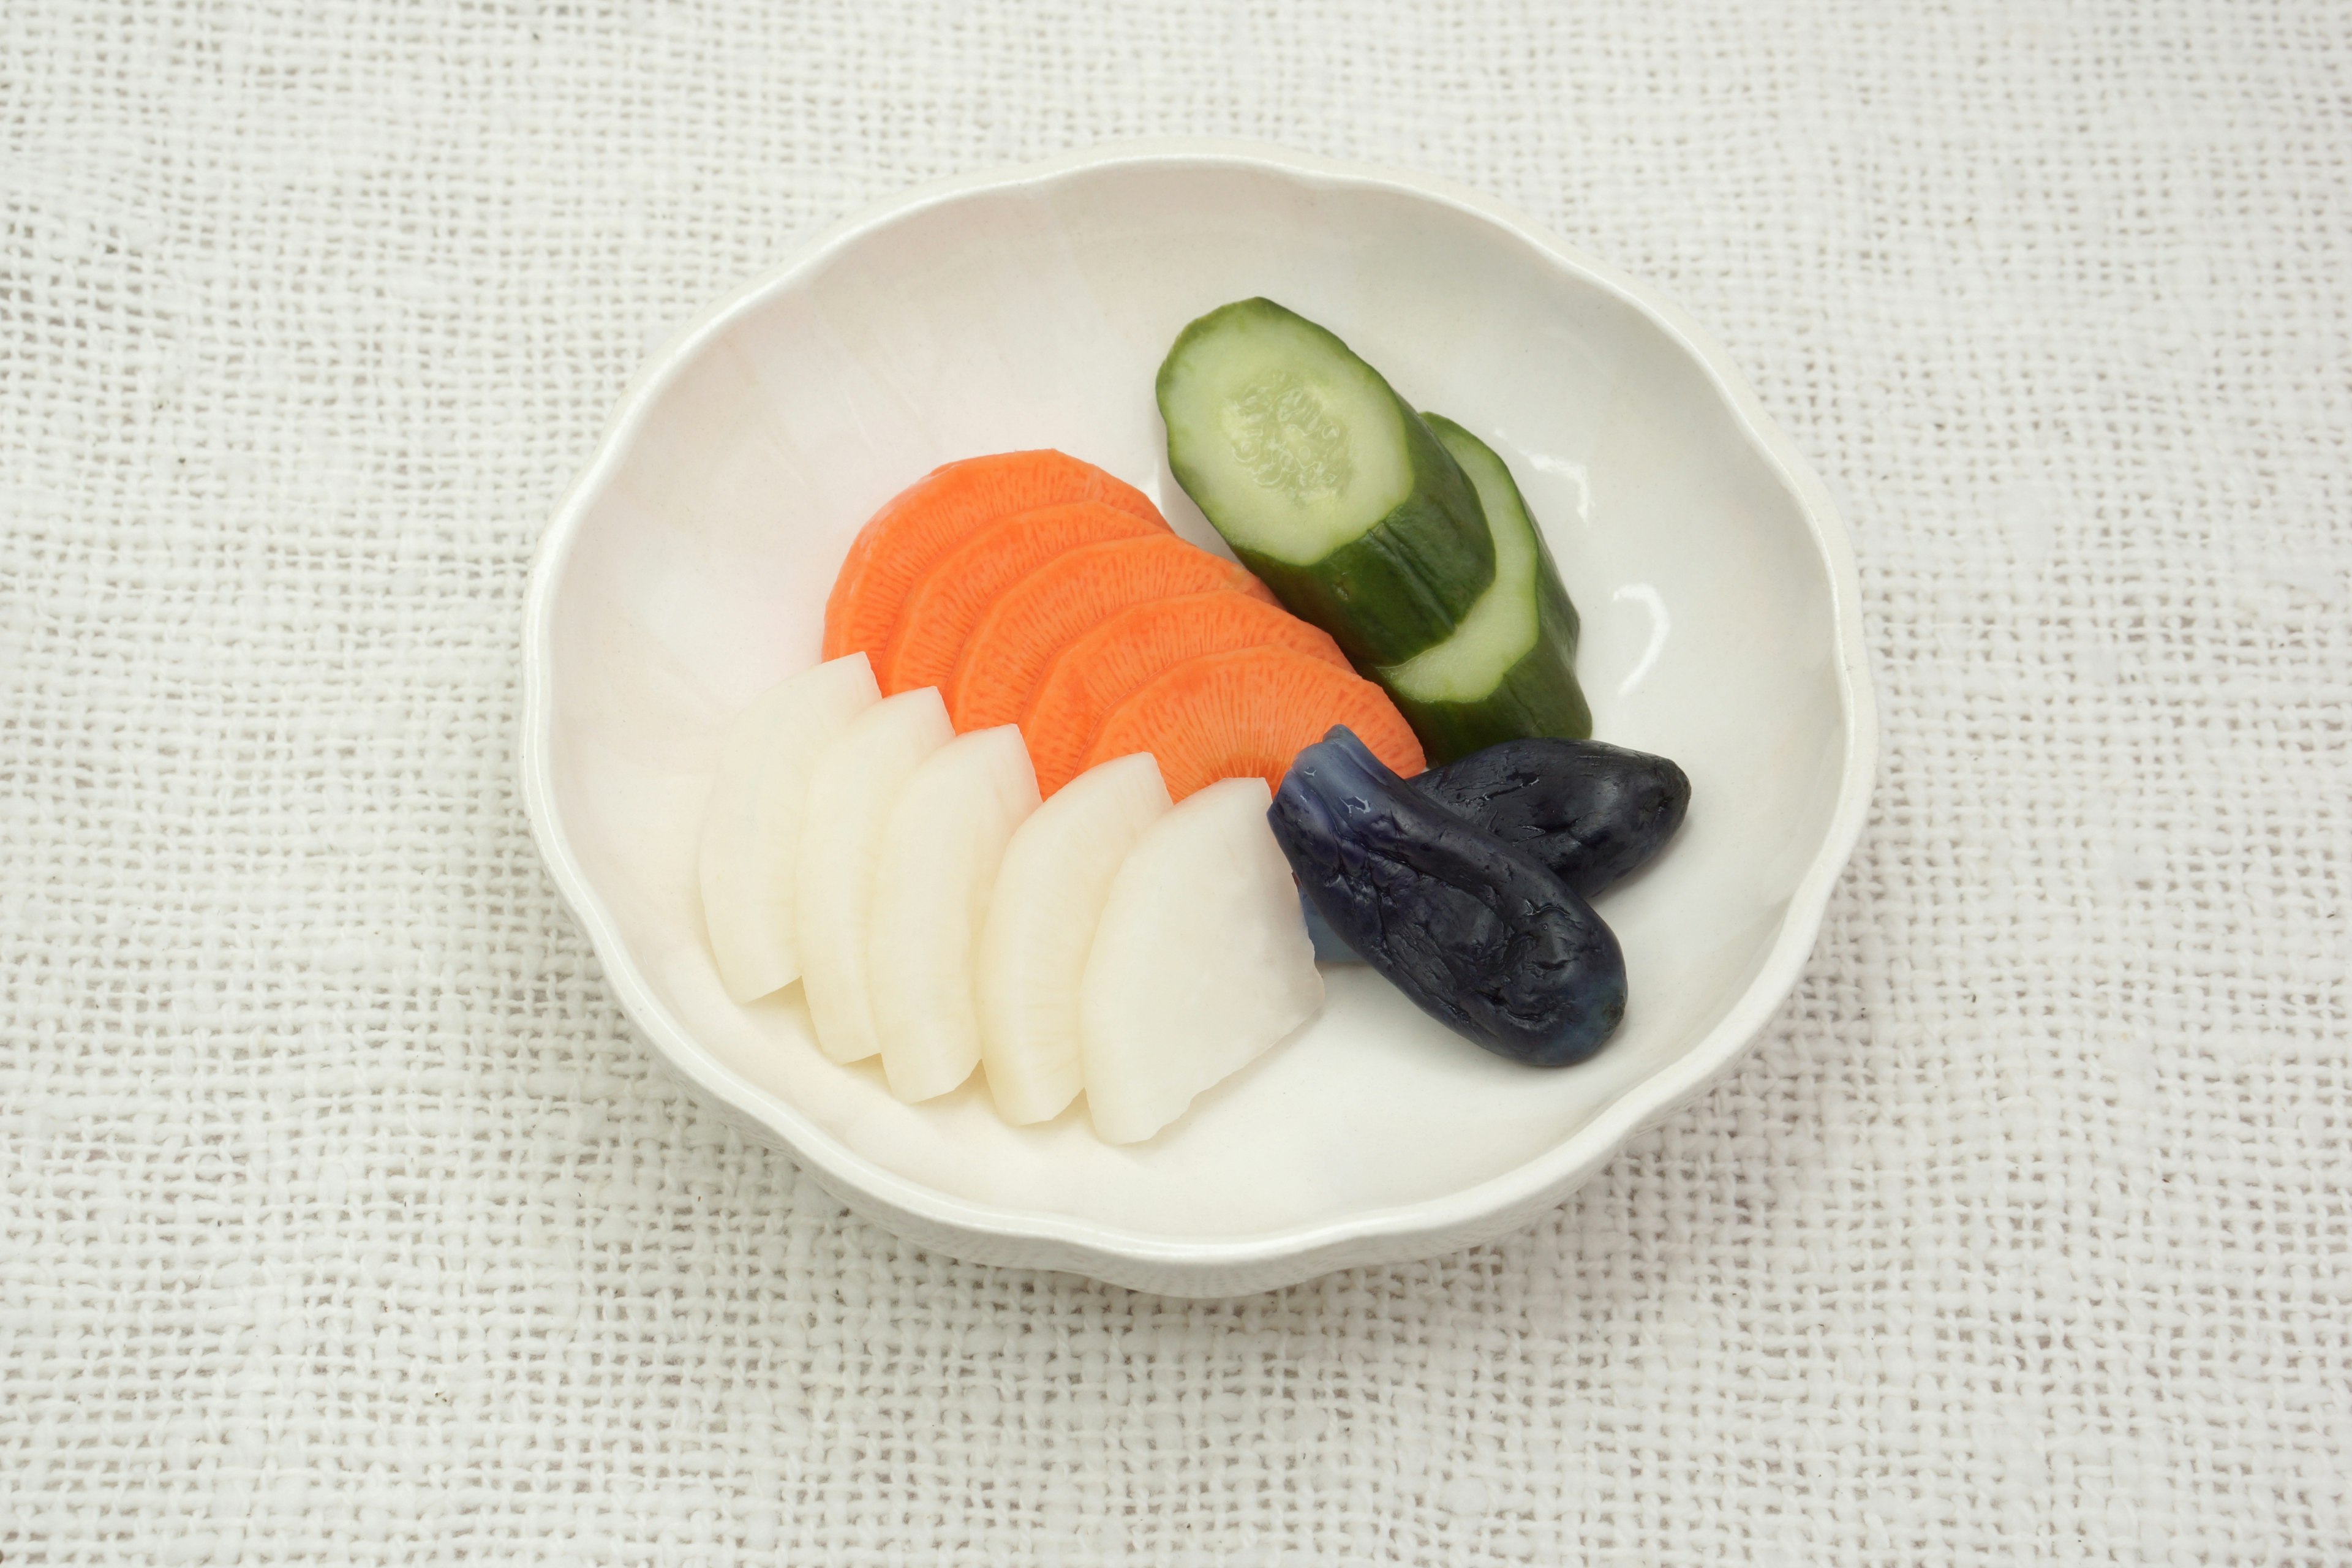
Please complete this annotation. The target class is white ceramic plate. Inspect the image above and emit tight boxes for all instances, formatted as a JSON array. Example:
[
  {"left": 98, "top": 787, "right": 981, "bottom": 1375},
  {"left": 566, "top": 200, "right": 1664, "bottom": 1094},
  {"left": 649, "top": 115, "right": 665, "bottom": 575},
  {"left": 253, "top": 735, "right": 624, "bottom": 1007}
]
[{"left": 520, "top": 141, "right": 1875, "bottom": 1297}]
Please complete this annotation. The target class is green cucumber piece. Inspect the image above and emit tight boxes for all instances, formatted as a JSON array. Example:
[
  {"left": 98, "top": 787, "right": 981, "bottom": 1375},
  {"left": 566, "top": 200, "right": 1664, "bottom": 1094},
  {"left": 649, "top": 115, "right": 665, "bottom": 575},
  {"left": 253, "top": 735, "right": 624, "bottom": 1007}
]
[
  {"left": 1156, "top": 298, "right": 1494, "bottom": 666},
  {"left": 1377, "top": 416, "right": 1592, "bottom": 763}
]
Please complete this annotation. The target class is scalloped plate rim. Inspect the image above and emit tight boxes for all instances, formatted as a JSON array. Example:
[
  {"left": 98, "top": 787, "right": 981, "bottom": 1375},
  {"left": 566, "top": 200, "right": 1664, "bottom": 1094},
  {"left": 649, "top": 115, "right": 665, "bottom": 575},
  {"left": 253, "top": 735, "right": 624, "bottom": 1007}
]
[{"left": 518, "top": 138, "right": 1878, "bottom": 1295}]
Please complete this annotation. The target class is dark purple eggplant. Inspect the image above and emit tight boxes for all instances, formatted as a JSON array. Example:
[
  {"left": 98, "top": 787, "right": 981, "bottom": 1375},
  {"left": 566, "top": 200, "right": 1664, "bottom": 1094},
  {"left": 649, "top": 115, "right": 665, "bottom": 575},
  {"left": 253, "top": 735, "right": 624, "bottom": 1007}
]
[
  {"left": 1417, "top": 737, "right": 1689, "bottom": 899},
  {"left": 1270, "top": 728, "right": 1626, "bottom": 1066},
  {"left": 1300, "top": 736, "right": 1688, "bottom": 962}
]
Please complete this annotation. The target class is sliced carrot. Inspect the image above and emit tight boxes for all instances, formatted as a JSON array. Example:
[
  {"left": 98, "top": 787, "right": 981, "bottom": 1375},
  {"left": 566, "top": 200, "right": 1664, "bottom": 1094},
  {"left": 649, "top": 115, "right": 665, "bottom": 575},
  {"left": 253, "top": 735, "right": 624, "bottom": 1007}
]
[
  {"left": 823, "top": 451, "right": 1165, "bottom": 666},
  {"left": 1024, "top": 592, "right": 1352, "bottom": 796},
  {"left": 1084, "top": 646, "right": 1427, "bottom": 801},
  {"left": 879, "top": 502, "right": 1163, "bottom": 696},
  {"left": 947, "top": 536, "right": 1275, "bottom": 733}
]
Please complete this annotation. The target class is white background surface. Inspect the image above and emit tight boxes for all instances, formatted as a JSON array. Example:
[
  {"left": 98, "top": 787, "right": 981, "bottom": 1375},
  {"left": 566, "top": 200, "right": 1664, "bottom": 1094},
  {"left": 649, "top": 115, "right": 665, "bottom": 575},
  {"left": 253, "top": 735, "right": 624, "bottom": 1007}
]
[{"left": 4, "top": 2, "right": 2346, "bottom": 1561}]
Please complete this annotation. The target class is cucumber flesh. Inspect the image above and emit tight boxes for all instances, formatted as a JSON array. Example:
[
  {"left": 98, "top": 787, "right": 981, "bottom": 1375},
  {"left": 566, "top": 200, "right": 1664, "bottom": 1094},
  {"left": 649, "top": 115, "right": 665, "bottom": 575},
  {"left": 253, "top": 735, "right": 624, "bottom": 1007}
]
[
  {"left": 1378, "top": 417, "right": 1591, "bottom": 762},
  {"left": 1158, "top": 303, "right": 1410, "bottom": 562},
  {"left": 1158, "top": 299, "right": 1494, "bottom": 666}
]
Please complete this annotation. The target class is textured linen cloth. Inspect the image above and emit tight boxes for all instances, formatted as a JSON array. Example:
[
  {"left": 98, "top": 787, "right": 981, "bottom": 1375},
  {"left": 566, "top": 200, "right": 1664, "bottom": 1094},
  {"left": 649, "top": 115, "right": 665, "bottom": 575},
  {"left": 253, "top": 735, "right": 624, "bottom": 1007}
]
[{"left": 4, "top": 2, "right": 2348, "bottom": 1561}]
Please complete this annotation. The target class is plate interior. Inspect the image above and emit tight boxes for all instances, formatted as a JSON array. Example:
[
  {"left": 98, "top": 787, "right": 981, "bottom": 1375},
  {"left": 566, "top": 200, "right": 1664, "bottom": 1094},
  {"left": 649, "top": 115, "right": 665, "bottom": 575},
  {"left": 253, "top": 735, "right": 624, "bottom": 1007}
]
[{"left": 543, "top": 160, "right": 1847, "bottom": 1241}]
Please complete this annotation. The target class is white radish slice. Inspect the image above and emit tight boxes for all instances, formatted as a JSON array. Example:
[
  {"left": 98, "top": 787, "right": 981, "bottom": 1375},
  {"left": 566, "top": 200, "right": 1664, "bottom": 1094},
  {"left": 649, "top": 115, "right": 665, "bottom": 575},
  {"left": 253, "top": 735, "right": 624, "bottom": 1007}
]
[
  {"left": 796, "top": 686, "right": 954, "bottom": 1064},
  {"left": 975, "top": 752, "right": 1174, "bottom": 1125},
  {"left": 697, "top": 654, "right": 881, "bottom": 1002},
  {"left": 869, "top": 725, "right": 1041, "bottom": 1102},
  {"left": 1080, "top": 775, "right": 1325, "bottom": 1144}
]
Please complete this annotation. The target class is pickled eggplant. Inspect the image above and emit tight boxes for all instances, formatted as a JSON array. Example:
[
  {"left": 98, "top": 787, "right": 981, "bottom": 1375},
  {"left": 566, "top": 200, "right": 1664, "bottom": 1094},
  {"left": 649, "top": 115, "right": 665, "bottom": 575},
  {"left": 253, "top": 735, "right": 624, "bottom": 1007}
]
[
  {"left": 1298, "top": 735, "right": 1687, "bottom": 963},
  {"left": 1417, "top": 737, "right": 1689, "bottom": 899},
  {"left": 1268, "top": 728, "right": 1626, "bottom": 1066}
]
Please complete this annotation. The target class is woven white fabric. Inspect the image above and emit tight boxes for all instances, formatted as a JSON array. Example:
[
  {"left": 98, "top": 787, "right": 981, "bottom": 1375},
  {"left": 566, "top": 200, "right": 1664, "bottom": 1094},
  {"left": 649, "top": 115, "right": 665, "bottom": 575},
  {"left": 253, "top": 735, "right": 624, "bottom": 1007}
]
[{"left": 4, "top": 1, "right": 2348, "bottom": 1561}]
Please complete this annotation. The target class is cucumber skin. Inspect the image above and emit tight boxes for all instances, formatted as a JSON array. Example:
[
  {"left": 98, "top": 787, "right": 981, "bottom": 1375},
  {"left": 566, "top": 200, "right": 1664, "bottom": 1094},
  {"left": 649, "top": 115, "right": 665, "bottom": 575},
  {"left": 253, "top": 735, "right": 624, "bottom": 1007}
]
[
  {"left": 1389, "top": 420, "right": 1593, "bottom": 764},
  {"left": 1157, "top": 300, "right": 1495, "bottom": 667},
  {"left": 1227, "top": 417, "right": 1487, "bottom": 668},
  {"left": 1386, "top": 542, "right": 1591, "bottom": 762}
]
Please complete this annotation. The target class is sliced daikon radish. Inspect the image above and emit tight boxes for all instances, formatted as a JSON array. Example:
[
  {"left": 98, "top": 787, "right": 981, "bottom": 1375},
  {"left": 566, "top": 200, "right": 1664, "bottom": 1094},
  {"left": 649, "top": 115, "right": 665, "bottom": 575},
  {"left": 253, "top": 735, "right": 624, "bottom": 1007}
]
[
  {"left": 1080, "top": 775, "right": 1325, "bottom": 1144},
  {"left": 975, "top": 752, "right": 1174, "bottom": 1124},
  {"left": 796, "top": 686, "right": 954, "bottom": 1063},
  {"left": 869, "top": 725, "right": 1041, "bottom": 1102},
  {"left": 698, "top": 654, "right": 882, "bottom": 1002}
]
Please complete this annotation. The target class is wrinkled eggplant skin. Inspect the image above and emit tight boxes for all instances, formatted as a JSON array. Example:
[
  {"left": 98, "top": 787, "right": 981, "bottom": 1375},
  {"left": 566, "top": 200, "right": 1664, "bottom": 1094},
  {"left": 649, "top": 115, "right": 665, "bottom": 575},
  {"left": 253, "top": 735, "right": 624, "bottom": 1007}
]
[
  {"left": 1417, "top": 739, "right": 1690, "bottom": 900},
  {"left": 1298, "top": 736, "right": 1691, "bottom": 963},
  {"left": 1271, "top": 731, "right": 1626, "bottom": 1066}
]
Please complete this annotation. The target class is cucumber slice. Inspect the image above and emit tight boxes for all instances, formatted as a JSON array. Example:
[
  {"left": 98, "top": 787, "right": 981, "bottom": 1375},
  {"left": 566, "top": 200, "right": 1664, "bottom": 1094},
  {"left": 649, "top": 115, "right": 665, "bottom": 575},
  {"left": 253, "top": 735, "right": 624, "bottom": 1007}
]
[
  {"left": 1156, "top": 298, "right": 1494, "bottom": 666},
  {"left": 1377, "top": 417, "right": 1592, "bottom": 763}
]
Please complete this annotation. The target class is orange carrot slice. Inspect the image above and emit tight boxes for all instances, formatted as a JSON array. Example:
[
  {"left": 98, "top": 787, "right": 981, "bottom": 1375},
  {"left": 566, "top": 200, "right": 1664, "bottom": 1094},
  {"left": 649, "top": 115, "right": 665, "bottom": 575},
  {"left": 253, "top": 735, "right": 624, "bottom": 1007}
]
[
  {"left": 823, "top": 451, "right": 1164, "bottom": 666},
  {"left": 1084, "top": 646, "right": 1427, "bottom": 801},
  {"left": 947, "top": 536, "right": 1274, "bottom": 732},
  {"left": 880, "top": 502, "right": 1163, "bottom": 696},
  {"left": 1025, "top": 592, "right": 1352, "bottom": 796}
]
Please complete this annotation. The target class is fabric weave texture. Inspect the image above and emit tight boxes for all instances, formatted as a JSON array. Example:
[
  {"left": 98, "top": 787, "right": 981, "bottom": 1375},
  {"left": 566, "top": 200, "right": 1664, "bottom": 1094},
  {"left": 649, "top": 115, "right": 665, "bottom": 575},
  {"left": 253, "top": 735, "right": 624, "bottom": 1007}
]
[{"left": 4, "top": 1, "right": 2348, "bottom": 1562}]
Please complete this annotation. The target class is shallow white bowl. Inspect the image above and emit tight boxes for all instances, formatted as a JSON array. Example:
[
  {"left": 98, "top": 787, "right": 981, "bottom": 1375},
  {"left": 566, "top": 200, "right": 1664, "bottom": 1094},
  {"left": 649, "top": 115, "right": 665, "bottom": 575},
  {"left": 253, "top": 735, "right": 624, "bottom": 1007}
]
[{"left": 521, "top": 141, "right": 1875, "bottom": 1297}]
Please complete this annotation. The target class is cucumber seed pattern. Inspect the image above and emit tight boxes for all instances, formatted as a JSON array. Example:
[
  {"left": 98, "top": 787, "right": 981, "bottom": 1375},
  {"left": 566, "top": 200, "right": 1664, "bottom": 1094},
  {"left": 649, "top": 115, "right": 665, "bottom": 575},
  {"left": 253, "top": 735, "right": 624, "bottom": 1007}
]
[{"left": 1225, "top": 372, "right": 1352, "bottom": 500}]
